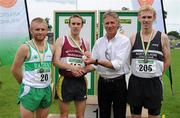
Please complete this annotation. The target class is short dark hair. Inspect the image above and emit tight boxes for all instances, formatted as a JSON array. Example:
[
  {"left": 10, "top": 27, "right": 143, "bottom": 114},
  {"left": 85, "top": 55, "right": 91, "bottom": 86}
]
[{"left": 68, "top": 14, "right": 84, "bottom": 26}]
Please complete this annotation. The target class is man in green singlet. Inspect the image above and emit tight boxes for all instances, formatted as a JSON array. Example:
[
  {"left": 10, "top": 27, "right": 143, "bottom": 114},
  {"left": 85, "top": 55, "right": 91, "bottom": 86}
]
[{"left": 11, "top": 17, "right": 54, "bottom": 118}]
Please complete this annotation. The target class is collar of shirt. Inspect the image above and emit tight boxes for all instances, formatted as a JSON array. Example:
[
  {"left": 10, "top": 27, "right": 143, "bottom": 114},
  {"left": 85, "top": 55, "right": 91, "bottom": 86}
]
[
  {"left": 92, "top": 31, "right": 131, "bottom": 77},
  {"left": 104, "top": 31, "right": 120, "bottom": 42}
]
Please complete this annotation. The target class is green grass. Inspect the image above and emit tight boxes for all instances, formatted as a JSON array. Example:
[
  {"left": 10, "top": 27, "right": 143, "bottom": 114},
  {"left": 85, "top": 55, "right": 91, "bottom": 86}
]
[
  {"left": 0, "top": 65, "right": 20, "bottom": 118},
  {"left": 0, "top": 65, "right": 75, "bottom": 118},
  {"left": 0, "top": 49, "right": 180, "bottom": 118},
  {"left": 160, "top": 49, "right": 180, "bottom": 117}
]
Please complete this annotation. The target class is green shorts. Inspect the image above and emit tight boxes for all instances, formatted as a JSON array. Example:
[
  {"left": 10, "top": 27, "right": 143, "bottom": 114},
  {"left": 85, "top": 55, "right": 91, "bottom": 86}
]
[{"left": 18, "top": 84, "right": 52, "bottom": 112}]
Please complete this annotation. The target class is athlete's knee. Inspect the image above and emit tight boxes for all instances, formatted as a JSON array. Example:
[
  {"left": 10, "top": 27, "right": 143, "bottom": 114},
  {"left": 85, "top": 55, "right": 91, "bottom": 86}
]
[
  {"left": 60, "top": 112, "right": 68, "bottom": 118},
  {"left": 60, "top": 114, "right": 68, "bottom": 118},
  {"left": 76, "top": 114, "right": 84, "bottom": 118},
  {"left": 76, "top": 111, "right": 85, "bottom": 118}
]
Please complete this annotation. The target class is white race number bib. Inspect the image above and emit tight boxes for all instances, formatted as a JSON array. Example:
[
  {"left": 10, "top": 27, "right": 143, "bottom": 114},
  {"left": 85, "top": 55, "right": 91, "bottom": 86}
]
[
  {"left": 67, "top": 57, "right": 84, "bottom": 67},
  {"left": 136, "top": 59, "right": 156, "bottom": 74}
]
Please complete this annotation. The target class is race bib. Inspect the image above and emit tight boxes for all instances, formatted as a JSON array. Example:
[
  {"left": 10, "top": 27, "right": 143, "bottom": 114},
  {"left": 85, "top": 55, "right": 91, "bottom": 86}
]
[
  {"left": 136, "top": 59, "right": 156, "bottom": 74},
  {"left": 35, "top": 69, "right": 49, "bottom": 82},
  {"left": 67, "top": 57, "right": 84, "bottom": 67}
]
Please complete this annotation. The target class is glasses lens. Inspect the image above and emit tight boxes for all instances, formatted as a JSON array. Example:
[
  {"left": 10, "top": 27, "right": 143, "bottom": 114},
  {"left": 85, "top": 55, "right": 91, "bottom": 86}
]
[{"left": 105, "top": 49, "right": 111, "bottom": 60}]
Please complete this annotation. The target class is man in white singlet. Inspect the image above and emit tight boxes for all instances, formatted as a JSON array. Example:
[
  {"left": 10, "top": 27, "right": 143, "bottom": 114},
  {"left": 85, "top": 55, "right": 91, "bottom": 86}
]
[{"left": 11, "top": 17, "right": 54, "bottom": 118}]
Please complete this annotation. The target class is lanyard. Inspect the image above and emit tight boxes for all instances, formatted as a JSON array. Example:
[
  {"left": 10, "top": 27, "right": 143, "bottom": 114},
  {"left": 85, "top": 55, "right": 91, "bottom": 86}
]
[
  {"left": 68, "top": 35, "right": 84, "bottom": 53},
  {"left": 140, "top": 30, "right": 153, "bottom": 56},
  {"left": 32, "top": 39, "right": 46, "bottom": 65}
]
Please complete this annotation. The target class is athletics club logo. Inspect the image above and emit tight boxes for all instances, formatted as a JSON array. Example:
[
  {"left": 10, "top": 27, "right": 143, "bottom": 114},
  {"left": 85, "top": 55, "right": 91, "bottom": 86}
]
[
  {"left": 0, "top": 0, "right": 17, "bottom": 8},
  {"left": 138, "top": 0, "right": 154, "bottom": 6}
]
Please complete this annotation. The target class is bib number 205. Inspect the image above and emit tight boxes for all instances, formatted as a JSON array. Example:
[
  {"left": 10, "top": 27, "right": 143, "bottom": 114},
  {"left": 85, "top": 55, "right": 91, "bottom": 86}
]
[{"left": 139, "top": 64, "right": 152, "bottom": 72}]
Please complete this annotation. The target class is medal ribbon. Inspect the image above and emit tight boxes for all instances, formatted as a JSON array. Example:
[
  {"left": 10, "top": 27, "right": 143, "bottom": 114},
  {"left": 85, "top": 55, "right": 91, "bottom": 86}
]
[
  {"left": 140, "top": 30, "right": 153, "bottom": 57},
  {"left": 69, "top": 35, "right": 84, "bottom": 53},
  {"left": 32, "top": 39, "right": 46, "bottom": 66}
]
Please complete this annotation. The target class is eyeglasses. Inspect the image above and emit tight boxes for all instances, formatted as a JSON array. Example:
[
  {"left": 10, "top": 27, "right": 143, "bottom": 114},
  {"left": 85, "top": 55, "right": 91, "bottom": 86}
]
[
  {"left": 105, "top": 41, "right": 112, "bottom": 61},
  {"left": 105, "top": 48, "right": 111, "bottom": 61}
]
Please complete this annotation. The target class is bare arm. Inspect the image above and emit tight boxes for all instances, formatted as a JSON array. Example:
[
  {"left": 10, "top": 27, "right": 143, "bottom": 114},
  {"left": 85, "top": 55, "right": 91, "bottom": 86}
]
[
  {"left": 53, "top": 37, "right": 85, "bottom": 77},
  {"left": 53, "top": 37, "right": 75, "bottom": 70},
  {"left": 85, "top": 37, "right": 131, "bottom": 70},
  {"left": 83, "top": 40, "right": 96, "bottom": 73},
  {"left": 84, "top": 42, "right": 114, "bottom": 69},
  {"left": 50, "top": 44, "right": 55, "bottom": 62},
  {"left": 11, "top": 44, "right": 29, "bottom": 84},
  {"left": 97, "top": 60, "right": 114, "bottom": 69},
  {"left": 161, "top": 33, "right": 171, "bottom": 74},
  {"left": 130, "top": 33, "right": 136, "bottom": 48},
  {"left": 129, "top": 33, "right": 136, "bottom": 64}
]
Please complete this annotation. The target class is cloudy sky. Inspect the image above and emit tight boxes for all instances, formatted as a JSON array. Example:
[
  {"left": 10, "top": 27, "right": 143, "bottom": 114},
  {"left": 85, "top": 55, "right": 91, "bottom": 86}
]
[
  {"left": 163, "top": 0, "right": 180, "bottom": 32},
  {"left": 26, "top": 0, "right": 180, "bottom": 32}
]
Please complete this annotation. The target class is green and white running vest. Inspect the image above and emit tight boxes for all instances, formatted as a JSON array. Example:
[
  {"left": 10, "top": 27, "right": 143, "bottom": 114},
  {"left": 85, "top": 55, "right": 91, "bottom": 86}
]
[{"left": 22, "top": 41, "right": 53, "bottom": 88}]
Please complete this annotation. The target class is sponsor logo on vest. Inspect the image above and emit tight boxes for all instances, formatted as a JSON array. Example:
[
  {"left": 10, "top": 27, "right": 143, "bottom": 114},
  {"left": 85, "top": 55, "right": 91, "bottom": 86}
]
[
  {"left": 0, "top": 0, "right": 17, "bottom": 8},
  {"left": 138, "top": 0, "right": 154, "bottom": 6},
  {"left": 33, "top": 55, "right": 38, "bottom": 60},
  {"left": 152, "top": 43, "right": 159, "bottom": 47}
]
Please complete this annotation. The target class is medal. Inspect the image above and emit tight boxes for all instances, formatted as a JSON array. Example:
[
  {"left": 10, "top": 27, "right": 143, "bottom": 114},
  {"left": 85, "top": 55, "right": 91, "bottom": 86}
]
[
  {"left": 82, "top": 55, "right": 87, "bottom": 60},
  {"left": 140, "top": 30, "right": 154, "bottom": 64},
  {"left": 39, "top": 68, "right": 44, "bottom": 73},
  {"left": 144, "top": 55, "right": 148, "bottom": 63},
  {"left": 32, "top": 39, "right": 46, "bottom": 73}
]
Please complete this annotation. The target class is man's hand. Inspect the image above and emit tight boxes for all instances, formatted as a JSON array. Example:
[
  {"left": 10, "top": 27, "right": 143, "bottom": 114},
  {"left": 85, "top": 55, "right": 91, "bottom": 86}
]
[
  {"left": 84, "top": 58, "right": 96, "bottom": 65},
  {"left": 71, "top": 66, "right": 86, "bottom": 77},
  {"left": 83, "top": 51, "right": 91, "bottom": 58}
]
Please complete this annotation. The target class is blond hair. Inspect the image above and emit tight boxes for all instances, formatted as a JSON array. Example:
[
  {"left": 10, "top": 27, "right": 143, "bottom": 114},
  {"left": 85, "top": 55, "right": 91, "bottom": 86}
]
[
  {"left": 138, "top": 5, "right": 156, "bottom": 16},
  {"left": 30, "top": 17, "right": 48, "bottom": 27}
]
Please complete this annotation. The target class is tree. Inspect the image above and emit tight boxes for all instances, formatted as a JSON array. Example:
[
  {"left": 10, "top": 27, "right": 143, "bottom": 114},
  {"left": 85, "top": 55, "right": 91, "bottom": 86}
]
[
  {"left": 168, "top": 31, "right": 180, "bottom": 39},
  {"left": 45, "top": 17, "right": 52, "bottom": 31},
  {"left": 163, "top": 10, "right": 167, "bottom": 19}
]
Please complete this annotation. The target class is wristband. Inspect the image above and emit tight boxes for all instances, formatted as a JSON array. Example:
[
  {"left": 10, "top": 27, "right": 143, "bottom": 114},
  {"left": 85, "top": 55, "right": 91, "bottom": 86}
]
[{"left": 94, "top": 59, "right": 98, "bottom": 65}]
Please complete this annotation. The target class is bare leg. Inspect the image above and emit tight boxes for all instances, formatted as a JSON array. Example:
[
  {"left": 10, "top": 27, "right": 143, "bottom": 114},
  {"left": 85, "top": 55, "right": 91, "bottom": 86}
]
[
  {"left": 60, "top": 101, "right": 70, "bottom": 118},
  {"left": 36, "top": 107, "right": 49, "bottom": 118},
  {"left": 20, "top": 104, "right": 34, "bottom": 118},
  {"left": 74, "top": 100, "right": 86, "bottom": 118}
]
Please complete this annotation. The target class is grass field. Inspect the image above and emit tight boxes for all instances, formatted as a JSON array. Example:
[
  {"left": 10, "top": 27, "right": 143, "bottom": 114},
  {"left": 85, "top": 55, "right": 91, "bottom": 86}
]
[
  {"left": 0, "top": 49, "right": 180, "bottom": 118},
  {"left": 160, "top": 49, "right": 180, "bottom": 118}
]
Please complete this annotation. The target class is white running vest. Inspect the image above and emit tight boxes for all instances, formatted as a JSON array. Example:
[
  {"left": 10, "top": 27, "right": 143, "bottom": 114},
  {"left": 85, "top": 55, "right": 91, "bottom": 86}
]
[{"left": 22, "top": 41, "right": 53, "bottom": 88}]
